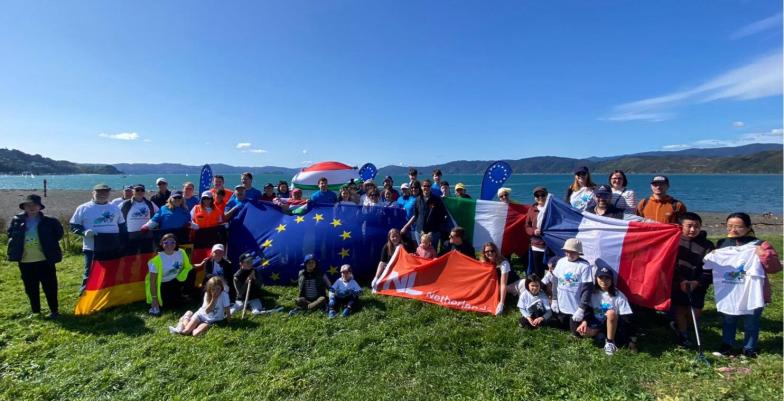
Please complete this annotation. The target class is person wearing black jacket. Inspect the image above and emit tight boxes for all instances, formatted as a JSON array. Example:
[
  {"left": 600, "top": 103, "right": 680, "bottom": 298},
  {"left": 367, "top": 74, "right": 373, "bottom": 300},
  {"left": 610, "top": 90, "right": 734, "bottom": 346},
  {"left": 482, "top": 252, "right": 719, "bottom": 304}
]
[
  {"left": 410, "top": 179, "right": 448, "bottom": 249},
  {"left": 439, "top": 226, "right": 475, "bottom": 258},
  {"left": 6, "top": 195, "right": 64, "bottom": 317},
  {"left": 290, "top": 254, "right": 331, "bottom": 316},
  {"left": 671, "top": 212, "right": 714, "bottom": 347}
]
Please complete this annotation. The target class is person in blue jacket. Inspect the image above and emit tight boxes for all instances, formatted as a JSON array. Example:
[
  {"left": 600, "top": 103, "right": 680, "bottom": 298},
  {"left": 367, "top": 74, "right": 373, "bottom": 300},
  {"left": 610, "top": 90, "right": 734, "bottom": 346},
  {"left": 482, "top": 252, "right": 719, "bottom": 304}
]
[
  {"left": 142, "top": 191, "right": 194, "bottom": 244},
  {"left": 310, "top": 177, "right": 338, "bottom": 204}
]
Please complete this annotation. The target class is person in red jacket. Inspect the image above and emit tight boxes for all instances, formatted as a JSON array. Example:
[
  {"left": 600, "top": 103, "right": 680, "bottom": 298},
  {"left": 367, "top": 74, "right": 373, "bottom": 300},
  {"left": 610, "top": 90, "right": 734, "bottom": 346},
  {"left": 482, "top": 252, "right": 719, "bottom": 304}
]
[{"left": 525, "top": 187, "right": 548, "bottom": 278}]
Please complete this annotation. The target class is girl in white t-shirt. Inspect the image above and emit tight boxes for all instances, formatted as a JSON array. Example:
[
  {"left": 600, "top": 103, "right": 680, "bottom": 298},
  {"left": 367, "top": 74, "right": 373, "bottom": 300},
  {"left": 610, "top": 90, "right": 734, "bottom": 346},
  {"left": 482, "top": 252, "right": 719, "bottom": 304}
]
[
  {"left": 480, "top": 242, "right": 520, "bottom": 316},
  {"left": 517, "top": 273, "right": 552, "bottom": 329},
  {"left": 565, "top": 166, "right": 596, "bottom": 211},
  {"left": 575, "top": 266, "right": 636, "bottom": 356},
  {"left": 169, "top": 276, "right": 231, "bottom": 336}
]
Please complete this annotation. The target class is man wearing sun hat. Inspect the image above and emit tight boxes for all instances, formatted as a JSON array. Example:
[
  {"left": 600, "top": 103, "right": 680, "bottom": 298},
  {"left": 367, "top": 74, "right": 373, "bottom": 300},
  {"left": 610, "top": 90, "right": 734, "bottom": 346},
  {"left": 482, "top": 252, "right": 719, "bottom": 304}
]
[
  {"left": 7, "top": 194, "right": 64, "bottom": 317},
  {"left": 636, "top": 175, "right": 687, "bottom": 224},
  {"left": 69, "top": 183, "right": 127, "bottom": 293}
]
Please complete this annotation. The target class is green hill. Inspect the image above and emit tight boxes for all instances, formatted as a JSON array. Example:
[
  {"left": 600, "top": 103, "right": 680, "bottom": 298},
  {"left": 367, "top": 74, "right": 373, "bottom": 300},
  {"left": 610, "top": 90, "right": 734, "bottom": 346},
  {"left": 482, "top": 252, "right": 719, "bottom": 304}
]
[{"left": 0, "top": 149, "right": 121, "bottom": 175}]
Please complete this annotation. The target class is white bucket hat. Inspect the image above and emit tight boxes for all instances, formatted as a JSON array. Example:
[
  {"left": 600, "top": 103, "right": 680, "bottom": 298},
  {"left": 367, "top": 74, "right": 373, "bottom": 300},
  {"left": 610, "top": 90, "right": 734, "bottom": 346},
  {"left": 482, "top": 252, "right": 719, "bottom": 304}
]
[{"left": 562, "top": 238, "right": 583, "bottom": 254}]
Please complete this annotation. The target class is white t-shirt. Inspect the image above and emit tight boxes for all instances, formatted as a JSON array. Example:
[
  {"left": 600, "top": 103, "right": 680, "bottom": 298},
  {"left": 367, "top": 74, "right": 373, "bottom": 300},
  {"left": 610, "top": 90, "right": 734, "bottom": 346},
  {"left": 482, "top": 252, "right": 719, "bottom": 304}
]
[
  {"left": 610, "top": 188, "right": 636, "bottom": 212},
  {"left": 496, "top": 260, "right": 512, "bottom": 275},
  {"left": 569, "top": 187, "right": 595, "bottom": 211},
  {"left": 197, "top": 291, "right": 231, "bottom": 323},
  {"left": 590, "top": 290, "right": 633, "bottom": 321},
  {"left": 552, "top": 257, "right": 593, "bottom": 315},
  {"left": 110, "top": 197, "right": 126, "bottom": 207},
  {"left": 517, "top": 290, "right": 552, "bottom": 318},
  {"left": 125, "top": 200, "right": 158, "bottom": 232},
  {"left": 69, "top": 201, "right": 126, "bottom": 250},
  {"left": 331, "top": 277, "right": 362, "bottom": 298},
  {"left": 148, "top": 251, "right": 186, "bottom": 283},
  {"left": 704, "top": 243, "right": 766, "bottom": 315}
]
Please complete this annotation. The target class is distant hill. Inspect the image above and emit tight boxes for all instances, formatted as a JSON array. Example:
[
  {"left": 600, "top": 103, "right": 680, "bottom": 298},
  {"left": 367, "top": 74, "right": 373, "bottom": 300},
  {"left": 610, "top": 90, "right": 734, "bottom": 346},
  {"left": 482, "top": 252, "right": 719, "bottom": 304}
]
[
  {"left": 0, "top": 148, "right": 121, "bottom": 175},
  {"left": 622, "top": 143, "right": 781, "bottom": 158},
  {"left": 113, "top": 163, "right": 298, "bottom": 175}
]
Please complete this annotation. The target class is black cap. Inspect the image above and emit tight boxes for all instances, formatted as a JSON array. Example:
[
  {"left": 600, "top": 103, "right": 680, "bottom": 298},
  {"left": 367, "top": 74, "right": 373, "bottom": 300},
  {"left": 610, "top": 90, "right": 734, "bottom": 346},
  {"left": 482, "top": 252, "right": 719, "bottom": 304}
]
[
  {"left": 532, "top": 186, "right": 548, "bottom": 195},
  {"left": 595, "top": 185, "right": 612, "bottom": 197},
  {"left": 239, "top": 252, "right": 255, "bottom": 264},
  {"left": 596, "top": 266, "right": 614, "bottom": 278},
  {"left": 264, "top": 183, "right": 274, "bottom": 189},
  {"left": 574, "top": 166, "right": 589, "bottom": 175},
  {"left": 123, "top": 185, "right": 134, "bottom": 191},
  {"left": 384, "top": 175, "right": 393, "bottom": 182},
  {"left": 133, "top": 184, "right": 146, "bottom": 191},
  {"left": 19, "top": 194, "right": 45, "bottom": 210},
  {"left": 651, "top": 175, "right": 669, "bottom": 185},
  {"left": 170, "top": 190, "right": 184, "bottom": 198}
]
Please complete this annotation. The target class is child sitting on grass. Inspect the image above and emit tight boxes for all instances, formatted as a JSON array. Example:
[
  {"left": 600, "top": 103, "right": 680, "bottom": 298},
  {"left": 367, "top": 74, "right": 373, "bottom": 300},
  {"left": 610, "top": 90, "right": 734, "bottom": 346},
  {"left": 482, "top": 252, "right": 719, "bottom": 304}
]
[
  {"left": 416, "top": 232, "right": 437, "bottom": 259},
  {"left": 289, "top": 254, "right": 330, "bottom": 316},
  {"left": 232, "top": 252, "right": 264, "bottom": 315},
  {"left": 517, "top": 273, "right": 552, "bottom": 329},
  {"left": 575, "top": 266, "right": 636, "bottom": 356},
  {"left": 328, "top": 264, "right": 362, "bottom": 318},
  {"left": 169, "top": 276, "right": 230, "bottom": 336}
]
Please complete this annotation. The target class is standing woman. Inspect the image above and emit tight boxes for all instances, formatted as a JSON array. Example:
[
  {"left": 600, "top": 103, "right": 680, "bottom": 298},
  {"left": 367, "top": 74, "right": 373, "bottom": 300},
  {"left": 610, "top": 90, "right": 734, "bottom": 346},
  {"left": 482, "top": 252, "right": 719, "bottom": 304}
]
[
  {"left": 191, "top": 191, "right": 224, "bottom": 229},
  {"left": 608, "top": 170, "right": 636, "bottom": 214},
  {"left": 146, "top": 233, "right": 195, "bottom": 316},
  {"left": 525, "top": 187, "right": 548, "bottom": 277},
  {"left": 7, "top": 195, "right": 64, "bottom": 317},
  {"left": 713, "top": 213, "right": 781, "bottom": 357},
  {"left": 372, "top": 228, "right": 416, "bottom": 286},
  {"left": 142, "top": 191, "right": 194, "bottom": 244},
  {"left": 480, "top": 242, "right": 519, "bottom": 316},
  {"left": 565, "top": 166, "right": 596, "bottom": 211}
]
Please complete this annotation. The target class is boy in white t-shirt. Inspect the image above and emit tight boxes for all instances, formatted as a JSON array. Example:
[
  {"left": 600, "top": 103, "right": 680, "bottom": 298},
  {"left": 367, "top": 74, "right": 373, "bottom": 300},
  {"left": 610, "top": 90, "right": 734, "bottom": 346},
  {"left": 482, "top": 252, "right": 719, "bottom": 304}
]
[
  {"left": 546, "top": 238, "right": 593, "bottom": 335},
  {"left": 576, "top": 266, "right": 636, "bottom": 356},
  {"left": 328, "top": 264, "right": 362, "bottom": 318}
]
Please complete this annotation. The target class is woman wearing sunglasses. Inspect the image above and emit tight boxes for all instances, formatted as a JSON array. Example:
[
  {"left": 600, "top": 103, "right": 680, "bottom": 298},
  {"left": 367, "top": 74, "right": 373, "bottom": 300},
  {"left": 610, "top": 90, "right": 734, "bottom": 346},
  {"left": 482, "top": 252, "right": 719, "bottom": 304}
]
[
  {"left": 145, "top": 233, "right": 195, "bottom": 316},
  {"left": 565, "top": 166, "right": 596, "bottom": 211},
  {"left": 480, "top": 242, "right": 520, "bottom": 316}
]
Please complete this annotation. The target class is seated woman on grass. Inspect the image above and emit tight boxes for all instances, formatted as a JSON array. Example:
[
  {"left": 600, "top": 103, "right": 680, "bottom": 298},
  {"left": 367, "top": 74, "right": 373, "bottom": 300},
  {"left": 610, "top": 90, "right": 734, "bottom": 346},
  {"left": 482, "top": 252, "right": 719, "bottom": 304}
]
[
  {"left": 479, "top": 242, "right": 520, "bottom": 316},
  {"left": 575, "top": 266, "right": 636, "bottom": 356},
  {"left": 169, "top": 276, "right": 230, "bottom": 337},
  {"left": 372, "top": 228, "right": 416, "bottom": 286}
]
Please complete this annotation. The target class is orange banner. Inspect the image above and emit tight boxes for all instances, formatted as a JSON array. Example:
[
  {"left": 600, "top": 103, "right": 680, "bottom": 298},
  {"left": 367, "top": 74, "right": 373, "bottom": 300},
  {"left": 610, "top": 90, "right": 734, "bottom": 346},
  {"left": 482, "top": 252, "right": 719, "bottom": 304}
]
[{"left": 372, "top": 247, "right": 499, "bottom": 314}]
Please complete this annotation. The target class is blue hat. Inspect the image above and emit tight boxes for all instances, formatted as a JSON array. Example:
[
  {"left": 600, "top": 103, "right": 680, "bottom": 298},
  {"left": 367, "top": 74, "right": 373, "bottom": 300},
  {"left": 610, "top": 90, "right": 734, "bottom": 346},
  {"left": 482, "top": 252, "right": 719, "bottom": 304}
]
[
  {"left": 596, "top": 266, "right": 614, "bottom": 278},
  {"left": 239, "top": 252, "right": 254, "bottom": 264},
  {"left": 302, "top": 254, "right": 318, "bottom": 267},
  {"left": 595, "top": 185, "right": 612, "bottom": 198},
  {"left": 170, "top": 190, "right": 184, "bottom": 198}
]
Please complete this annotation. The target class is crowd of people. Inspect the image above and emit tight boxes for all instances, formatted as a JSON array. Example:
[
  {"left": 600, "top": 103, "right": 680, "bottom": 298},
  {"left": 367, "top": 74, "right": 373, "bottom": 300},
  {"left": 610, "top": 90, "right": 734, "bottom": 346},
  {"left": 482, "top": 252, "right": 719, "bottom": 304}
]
[{"left": 5, "top": 167, "right": 781, "bottom": 357}]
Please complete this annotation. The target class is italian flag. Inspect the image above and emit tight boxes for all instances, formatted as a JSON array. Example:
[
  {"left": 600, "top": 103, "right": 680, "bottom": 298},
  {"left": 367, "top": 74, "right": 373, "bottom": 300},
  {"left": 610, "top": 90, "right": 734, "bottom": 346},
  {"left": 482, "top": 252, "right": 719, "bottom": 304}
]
[
  {"left": 291, "top": 161, "right": 359, "bottom": 190},
  {"left": 443, "top": 197, "right": 530, "bottom": 258}
]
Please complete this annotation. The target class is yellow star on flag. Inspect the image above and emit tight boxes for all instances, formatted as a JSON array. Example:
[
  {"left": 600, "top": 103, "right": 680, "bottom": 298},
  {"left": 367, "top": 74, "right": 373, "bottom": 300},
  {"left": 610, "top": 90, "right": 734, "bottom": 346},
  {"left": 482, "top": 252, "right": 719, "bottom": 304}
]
[
  {"left": 340, "top": 230, "right": 352, "bottom": 240},
  {"left": 339, "top": 248, "right": 350, "bottom": 258},
  {"left": 295, "top": 216, "right": 305, "bottom": 224},
  {"left": 270, "top": 272, "right": 280, "bottom": 281},
  {"left": 330, "top": 218, "right": 342, "bottom": 228},
  {"left": 262, "top": 258, "right": 270, "bottom": 267},
  {"left": 327, "top": 265, "right": 338, "bottom": 275},
  {"left": 261, "top": 239, "right": 273, "bottom": 249},
  {"left": 275, "top": 224, "right": 286, "bottom": 233},
  {"left": 313, "top": 213, "right": 324, "bottom": 223}
]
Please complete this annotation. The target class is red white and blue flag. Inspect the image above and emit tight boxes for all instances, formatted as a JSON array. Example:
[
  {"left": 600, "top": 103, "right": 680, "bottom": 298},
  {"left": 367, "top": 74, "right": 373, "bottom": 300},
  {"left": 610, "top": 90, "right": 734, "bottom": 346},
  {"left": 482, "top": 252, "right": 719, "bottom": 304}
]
[{"left": 540, "top": 196, "right": 681, "bottom": 310}]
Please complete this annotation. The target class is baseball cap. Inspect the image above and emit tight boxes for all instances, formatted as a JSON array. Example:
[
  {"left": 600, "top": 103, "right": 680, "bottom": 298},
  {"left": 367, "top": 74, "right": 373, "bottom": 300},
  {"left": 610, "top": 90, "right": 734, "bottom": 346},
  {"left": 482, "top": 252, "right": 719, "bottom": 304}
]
[
  {"left": 93, "top": 183, "right": 111, "bottom": 191},
  {"left": 133, "top": 184, "right": 146, "bottom": 191},
  {"left": 200, "top": 191, "right": 213, "bottom": 199},
  {"left": 596, "top": 266, "right": 614, "bottom": 278},
  {"left": 170, "top": 190, "right": 184, "bottom": 198},
  {"left": 156, "top": 177, "right": 168, "bottom": 185},
  {"left": 234, "top": 184, "right": 245, "bottom": 190},
  {"left": 532, "top": 186, "right": 547, "bottom": 195},
  {"left": 264, "top": 183, "right": 274, "bottom": 189},
  {"left": 211, "top": 244, "right": 225, "bottom": 253},
  {"left": 239, "top": 252, "right": 254, "bottom": 264},
  {"left": 595, "top": 185, "right": 612, "bottom": 197},
  {"left": 651, "top": 175, "right": 669, "bottom": 185},
  {"left": 574, "top": 166, "right": 589, "bottom": 175},
  {"left": 455, "top": 183, "right": 465, "bottom": 190},
  {"left": 384, "top": 175, "right": 393, "bottom": 182},
  {"left": 400, "top": 183, "right": 410, "bottom": 190},
  {"left": 123, "top": 185, "right": 134, "bottom": 191}
]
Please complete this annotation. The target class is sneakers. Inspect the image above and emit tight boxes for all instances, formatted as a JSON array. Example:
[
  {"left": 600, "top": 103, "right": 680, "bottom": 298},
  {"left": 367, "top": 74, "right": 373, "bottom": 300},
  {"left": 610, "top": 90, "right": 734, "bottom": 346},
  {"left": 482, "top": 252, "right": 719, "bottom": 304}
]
[
  {"left": 148, "top": 306, "right": 161, "bottom": 316},
  {"left": 342, "top": 307, "right": 351, "bottom": 317},
  {"left": 328, "top": 309, "right": 337, "bottom": 319},
  {"left": 230, "top": 301, "right": 244, "bottom": 315},
  {"left": 168, "top": 326, "right": 181, "bottom": 335},
  {"left": 249, "top": 299, "right": 264, "bottom": 315},
  {"left": 742, "top": 348, "right": 758, "bottom": 359},
  {"left": 604, "top": 341, "right": 618, "bottom": 356},
  {"left": 716, "top": 343, "right": 739, "bottom": 357}
]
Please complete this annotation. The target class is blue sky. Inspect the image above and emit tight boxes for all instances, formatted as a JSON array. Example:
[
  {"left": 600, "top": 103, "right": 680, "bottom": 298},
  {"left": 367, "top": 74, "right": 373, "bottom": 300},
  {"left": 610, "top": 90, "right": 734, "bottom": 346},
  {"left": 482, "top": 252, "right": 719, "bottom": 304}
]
[{"left": 0, "top": 1, "right": 781, "bottom": 168}]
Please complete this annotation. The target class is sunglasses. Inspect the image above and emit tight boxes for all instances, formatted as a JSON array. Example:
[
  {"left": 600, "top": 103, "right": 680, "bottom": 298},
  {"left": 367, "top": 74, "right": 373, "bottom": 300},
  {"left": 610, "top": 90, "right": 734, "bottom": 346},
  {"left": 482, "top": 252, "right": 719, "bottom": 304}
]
[{"left": 134, "top": 189, "right": 144, "bottom": 192}]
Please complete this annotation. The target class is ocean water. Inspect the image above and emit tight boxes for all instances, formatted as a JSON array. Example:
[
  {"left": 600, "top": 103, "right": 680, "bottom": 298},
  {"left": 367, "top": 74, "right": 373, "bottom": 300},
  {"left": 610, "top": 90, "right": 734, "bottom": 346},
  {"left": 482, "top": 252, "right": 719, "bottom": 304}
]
[{"left": 1, "top": 173, "right": 781, "bottom": 214}]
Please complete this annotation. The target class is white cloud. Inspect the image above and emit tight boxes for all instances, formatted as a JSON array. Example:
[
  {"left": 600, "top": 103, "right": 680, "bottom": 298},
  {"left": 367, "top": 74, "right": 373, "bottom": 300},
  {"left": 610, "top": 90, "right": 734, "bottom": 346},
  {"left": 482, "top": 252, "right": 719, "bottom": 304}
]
[
  {"left": 98, "top": 132, "right": 139, "bottom": 141},
  {"left": 605, "top": 52, "right": 783, "bottom": 122},
  {"left": 662, "top": 128, "right": 783, "bottom": 149},
  {"left": 142, "top": 138, "right": 152, "bottom": 143},
  {"left": 732, "top": 121, "right": 745, "bottom": 128},
  {"left": 248, "top": 149, "right": 267, "bottom": 153},
  {"left": 730, "top": 13, "right": 782, "bottom": 40},
  {"left": 236, "top": 142, "right": 251, "bottom": 149}
]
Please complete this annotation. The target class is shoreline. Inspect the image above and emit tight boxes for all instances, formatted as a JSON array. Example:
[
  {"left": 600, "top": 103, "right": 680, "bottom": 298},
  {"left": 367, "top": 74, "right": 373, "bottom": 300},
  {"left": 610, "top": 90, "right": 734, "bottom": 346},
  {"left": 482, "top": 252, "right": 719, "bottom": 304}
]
[{"left": 2, "top": 189, "right": 781, "bottom": 237}]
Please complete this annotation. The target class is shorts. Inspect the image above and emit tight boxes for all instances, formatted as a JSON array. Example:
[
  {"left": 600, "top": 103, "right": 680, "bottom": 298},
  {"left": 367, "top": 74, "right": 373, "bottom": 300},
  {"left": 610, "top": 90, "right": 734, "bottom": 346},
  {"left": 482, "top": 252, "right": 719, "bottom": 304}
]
[
  {"left": 670, "top": 286, "right": 706, "bottom": 309},
  {"left": 586, "top": 314, "right": 605, "bottom": 330}
]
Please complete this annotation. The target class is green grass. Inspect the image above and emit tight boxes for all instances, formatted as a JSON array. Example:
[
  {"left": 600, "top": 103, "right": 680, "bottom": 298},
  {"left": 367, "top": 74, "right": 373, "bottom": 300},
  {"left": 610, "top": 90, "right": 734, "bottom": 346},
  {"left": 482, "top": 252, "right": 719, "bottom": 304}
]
[{"left": 0, "top": 236, "right": 781, "bottom": 401}]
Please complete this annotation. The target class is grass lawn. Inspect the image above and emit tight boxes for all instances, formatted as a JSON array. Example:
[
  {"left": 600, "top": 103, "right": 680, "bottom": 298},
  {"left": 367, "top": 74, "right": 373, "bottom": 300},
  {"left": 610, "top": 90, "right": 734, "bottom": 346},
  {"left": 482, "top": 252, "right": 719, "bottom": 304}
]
[{"left": 0, "top": 235, "right": 781, "bottom": 401}]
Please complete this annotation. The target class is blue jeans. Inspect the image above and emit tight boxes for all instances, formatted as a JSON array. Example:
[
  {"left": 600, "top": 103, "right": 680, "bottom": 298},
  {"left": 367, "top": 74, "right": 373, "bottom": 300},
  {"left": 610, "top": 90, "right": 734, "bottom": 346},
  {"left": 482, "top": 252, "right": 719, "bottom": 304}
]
[
  {"left": 80, "top": 250, "right": 94, "bottom": 294},
  {"left": 329, "top": 293, "right": 358, "bottom": 312},
  {"left": 721, "top": 308, "right": 763, "bottom": 351}
]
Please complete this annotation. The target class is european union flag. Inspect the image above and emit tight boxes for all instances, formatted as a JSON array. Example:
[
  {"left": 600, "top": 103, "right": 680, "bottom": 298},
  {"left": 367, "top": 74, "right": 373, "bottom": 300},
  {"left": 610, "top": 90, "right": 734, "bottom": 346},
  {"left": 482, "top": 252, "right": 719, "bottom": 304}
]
[
  {"left": 198, "top": 164, "right": 213, "bottom": 195},
  {"left": 480, "top": 161, "right": 512, "bottom": 200},
  {"left": 228, "top": 202, "right": 408, "bottom": 285}
]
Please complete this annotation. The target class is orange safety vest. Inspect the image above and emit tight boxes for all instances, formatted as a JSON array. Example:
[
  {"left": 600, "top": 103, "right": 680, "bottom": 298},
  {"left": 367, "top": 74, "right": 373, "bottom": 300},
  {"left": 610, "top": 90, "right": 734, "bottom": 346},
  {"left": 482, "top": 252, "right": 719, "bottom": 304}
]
[{"left": 192, "top": 204, "right": 224, "bottom": 228}]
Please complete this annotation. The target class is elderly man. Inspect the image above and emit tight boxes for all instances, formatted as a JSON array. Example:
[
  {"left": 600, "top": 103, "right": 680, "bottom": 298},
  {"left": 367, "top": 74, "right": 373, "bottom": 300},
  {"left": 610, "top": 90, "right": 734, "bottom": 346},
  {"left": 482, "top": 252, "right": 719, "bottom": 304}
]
[{"left": 70, "top": 183, "right": 127, "bottom": 293}]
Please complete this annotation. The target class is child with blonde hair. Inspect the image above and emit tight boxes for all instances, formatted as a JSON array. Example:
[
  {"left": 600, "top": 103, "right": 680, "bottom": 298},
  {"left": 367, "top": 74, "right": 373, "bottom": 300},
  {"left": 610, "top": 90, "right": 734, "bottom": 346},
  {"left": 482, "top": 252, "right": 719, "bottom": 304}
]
[
  {"left": 169, "top": 276, "right": 230, "bottom": 336},
  {"left": 416, "top": 232, "right": 437, "bottom": 259}
]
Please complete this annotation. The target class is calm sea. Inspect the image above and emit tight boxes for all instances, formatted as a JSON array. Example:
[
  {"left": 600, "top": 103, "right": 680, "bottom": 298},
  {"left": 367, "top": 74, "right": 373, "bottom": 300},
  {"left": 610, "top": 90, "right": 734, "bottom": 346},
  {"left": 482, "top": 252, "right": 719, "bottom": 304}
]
[{"left": 1, "top": 173, "right": 781, "bottom": 214}]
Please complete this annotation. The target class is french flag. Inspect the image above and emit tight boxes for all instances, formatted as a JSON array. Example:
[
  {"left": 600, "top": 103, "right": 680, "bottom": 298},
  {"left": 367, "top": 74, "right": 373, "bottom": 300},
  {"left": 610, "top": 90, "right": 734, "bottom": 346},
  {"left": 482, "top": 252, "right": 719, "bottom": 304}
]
[{"left": 540, "top": 196, "right": 681, "bottom": 310}]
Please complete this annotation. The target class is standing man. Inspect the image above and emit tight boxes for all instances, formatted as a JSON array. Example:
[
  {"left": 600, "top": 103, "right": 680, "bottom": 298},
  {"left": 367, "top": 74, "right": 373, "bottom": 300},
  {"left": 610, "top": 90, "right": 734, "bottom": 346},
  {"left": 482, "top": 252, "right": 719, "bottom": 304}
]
[
  {"left": 120, "top": 184, "right": 158, "bottom": 254},
  {"left": 430, "top": 169, "right": 444, "bottom": 197},
  {"left": 7, "top": 195, "right": 64, "bottom": 318},
  {"left": 439, "top": 181, "right": 451, "bottom": 198},
  {"left": 69, "top": 184, "right": 126, "bottom": 293},
  {"left": 408, "top": 168, "right": 418, "bottom": 187},
  {"left": 636, "top": 175, "right": 686, "bottom": 224},
  {"left": 311, "top": 177, "right": 338, "bottom": 204},
  {"left": 230, "top": 172, "right": 261, "bottom": 204},
  {"left": 150, "top": 177, "right": 171, "bottom": 208},
  {"left": 111, "top": 185, "right": 134, "bottom": 207},
  {"left": 183, "top": 181, "right": 199, "bottom": 211},
  {"left": 210, "top": 175, "right": 233, "bottom": 200},
  {"left": 412, "top": 179, "right": 448, "bottom": 249}
]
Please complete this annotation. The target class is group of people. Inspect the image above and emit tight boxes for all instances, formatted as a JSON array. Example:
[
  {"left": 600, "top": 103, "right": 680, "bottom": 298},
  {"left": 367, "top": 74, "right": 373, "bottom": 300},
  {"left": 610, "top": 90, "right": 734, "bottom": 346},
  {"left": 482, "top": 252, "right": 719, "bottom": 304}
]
[{"left": 5, "top": 167, "right": 780, "bottom": 357}]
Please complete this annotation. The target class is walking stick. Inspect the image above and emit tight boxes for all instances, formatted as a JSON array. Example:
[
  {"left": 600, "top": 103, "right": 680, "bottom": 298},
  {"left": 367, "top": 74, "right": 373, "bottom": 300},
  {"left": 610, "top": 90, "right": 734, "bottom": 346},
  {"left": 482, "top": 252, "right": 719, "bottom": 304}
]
[
  {"left": 687, "top": 288, "right": 710, "bottom": 367},
  {"left": 241, "top": 276, "right": 252, "bottom": 319}
]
